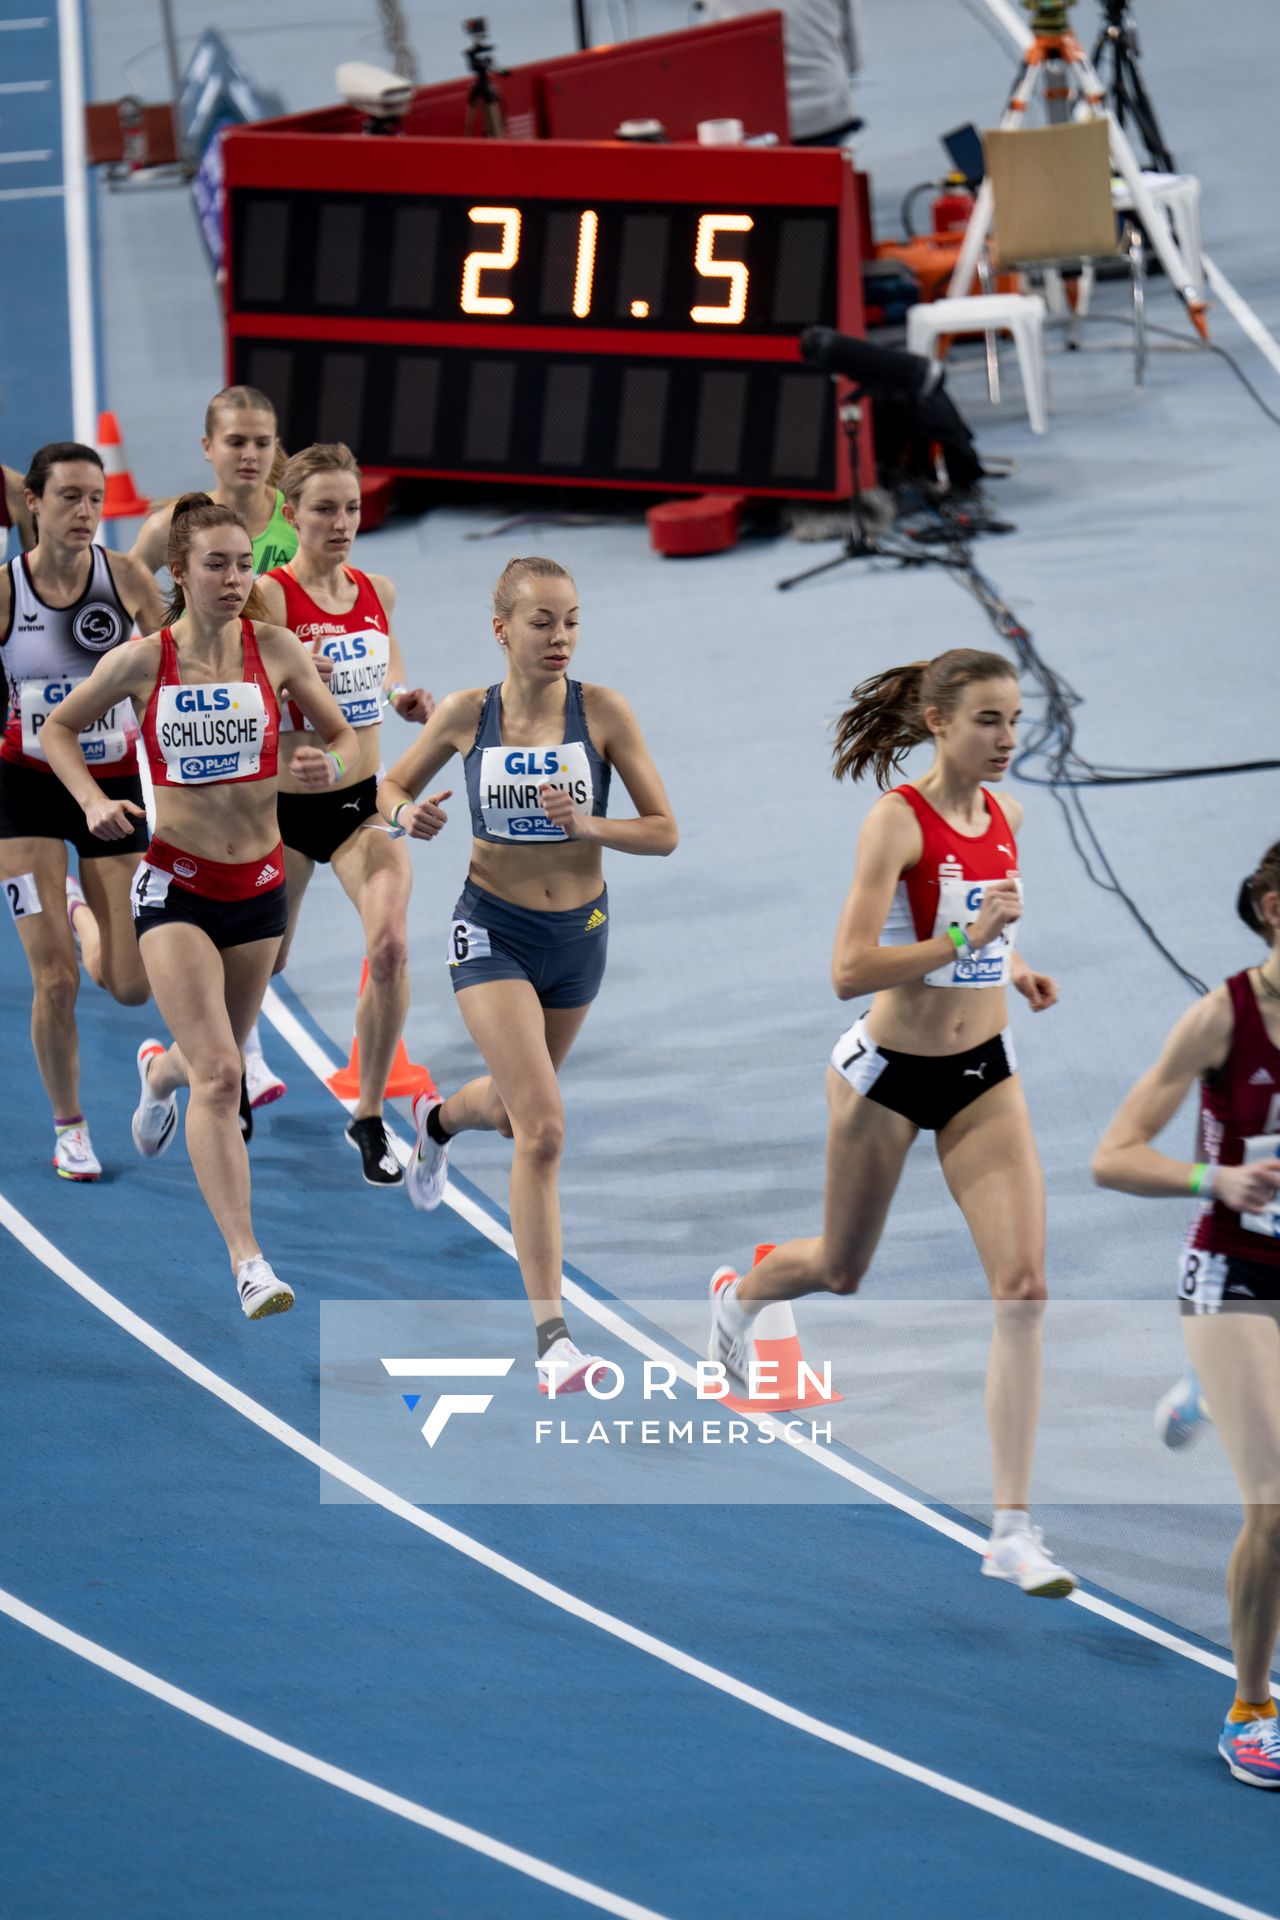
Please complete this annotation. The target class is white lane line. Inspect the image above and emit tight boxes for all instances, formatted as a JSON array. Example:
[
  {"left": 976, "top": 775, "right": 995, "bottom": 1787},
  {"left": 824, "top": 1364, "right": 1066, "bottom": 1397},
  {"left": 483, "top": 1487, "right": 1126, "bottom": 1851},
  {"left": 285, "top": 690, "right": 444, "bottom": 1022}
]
[
  {"left": 0, "top": 1585, "right": 672, "bottom": 1920},
  {"left": 0, "top": 18, "right": 50, "bottom": 29},
  {"left": 0, "top": 78, "right": 51, "bottom": 91},
  {"left": 0, "top": 183, "right": 62, "bottom": 200},
  {"left": 0, "top": 148, "right": 53, "bottom": 162},
  {"left": 263, "top": 985, "right": 1274, "bottom": 1695},
  {"left": 0, "top": 1189, "right": 1272, "bottom": 1920},
  {"left": 57, "top": 0, "right": 96, "bottom": 442}
]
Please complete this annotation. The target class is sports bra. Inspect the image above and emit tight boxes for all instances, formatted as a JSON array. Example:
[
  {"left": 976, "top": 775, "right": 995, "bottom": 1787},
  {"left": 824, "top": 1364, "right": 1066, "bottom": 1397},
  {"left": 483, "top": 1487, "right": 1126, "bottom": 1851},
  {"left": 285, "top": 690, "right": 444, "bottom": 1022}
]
[
  {"left": 463, "top": 680, "right": 610, "bottom": 844},
  {"left": 141, "top": 619, "right": 280, "bottom": 788}
]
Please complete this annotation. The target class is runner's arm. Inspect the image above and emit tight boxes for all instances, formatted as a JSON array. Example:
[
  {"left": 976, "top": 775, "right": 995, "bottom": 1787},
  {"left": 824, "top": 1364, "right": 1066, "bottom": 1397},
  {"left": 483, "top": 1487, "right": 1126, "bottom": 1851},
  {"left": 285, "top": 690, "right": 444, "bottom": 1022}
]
[{"left": 1092, "top": 991, "right": 1234, "bottom": 1195}]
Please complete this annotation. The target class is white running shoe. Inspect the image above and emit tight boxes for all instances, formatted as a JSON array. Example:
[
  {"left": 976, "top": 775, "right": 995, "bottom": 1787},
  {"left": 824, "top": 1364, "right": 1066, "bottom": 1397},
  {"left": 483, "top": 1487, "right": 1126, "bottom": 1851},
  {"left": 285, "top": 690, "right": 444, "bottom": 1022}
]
[
  {"left": 131, "top": 1040, "right": 179, "bottom": 1158},
  {"left": 236, "top": 1256, "right": 295, "bottom": 1320},
  {"left": 536, "top": 1335, "right": 609, "bottom": 1396},
  {"left": 406, "top": 1093, "right": 450, "bottom": 1212},
  {"left": 1155, "top": 1368, "right": 1210, "bottom": 1448},
  {"left": 707, "top": 1267, "right": 753, "bottom": 1395},
  {"left": 982, "top": 1524, "right": 1077, "bottom": 1598},
  {"left": 244, "top": 1048, "right": 287, "bottom": 1111},
  {"left": 53, "top": 1125, "right": 101, "bottom": 1182}
]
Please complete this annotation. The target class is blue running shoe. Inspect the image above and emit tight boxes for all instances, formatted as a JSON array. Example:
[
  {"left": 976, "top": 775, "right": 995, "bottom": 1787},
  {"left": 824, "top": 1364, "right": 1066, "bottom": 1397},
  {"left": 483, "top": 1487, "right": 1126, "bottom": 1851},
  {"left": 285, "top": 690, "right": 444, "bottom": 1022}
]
[
  {"left": 1154, "top": 1368, "right": 1209, "bottom": 1448},
  {"left": 1219, "top": 1715, "right": 1280, "bottom": 1788}
]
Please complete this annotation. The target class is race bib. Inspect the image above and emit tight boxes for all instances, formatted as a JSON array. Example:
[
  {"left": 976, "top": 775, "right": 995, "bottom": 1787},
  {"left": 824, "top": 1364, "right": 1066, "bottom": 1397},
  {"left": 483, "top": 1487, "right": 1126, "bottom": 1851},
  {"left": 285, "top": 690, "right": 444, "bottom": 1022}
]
[
  {"left": 19, "top": 677, "right": 130, "bottom": 767},
  {"left": 477, "top": 741, "right": 591, "bottom": 842},
  {"left": 152, "top": 680, "right": 267, "bottom": 784},
  {"left": 923, "top": 868, "right": 1022, "bottom": 989},
  {"left": 129, "top": 862, "right": 172, "bottom": 915},
  {"left": 1241, "top": 1134, "right": 1280, "bottom": 1240},
  {"left": 305, "top": 628, "right": 390, "bottom": 731},
  {"left": 448, "top": 919, "right": 492, "bottom": 966}
]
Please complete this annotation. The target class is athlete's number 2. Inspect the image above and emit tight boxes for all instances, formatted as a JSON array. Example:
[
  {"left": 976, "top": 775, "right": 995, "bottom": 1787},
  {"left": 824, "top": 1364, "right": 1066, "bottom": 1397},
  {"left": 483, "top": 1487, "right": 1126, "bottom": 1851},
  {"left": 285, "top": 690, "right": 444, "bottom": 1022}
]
[{"left": 6, "top": 881, "right": 25, "bottom": 918}]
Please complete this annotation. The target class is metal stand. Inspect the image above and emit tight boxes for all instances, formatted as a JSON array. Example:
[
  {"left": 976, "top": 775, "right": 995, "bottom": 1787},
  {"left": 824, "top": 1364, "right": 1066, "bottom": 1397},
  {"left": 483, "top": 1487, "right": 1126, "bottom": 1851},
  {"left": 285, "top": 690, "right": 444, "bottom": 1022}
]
[
  {"left": 945, "top": 24, "right": 1208, "bottom": 340},
  {"left": 1090, "top": 0, "right": 1174, "bottom": 174},
  {"left": 777, "top": 397, "right": 940, "bottom": 592}
]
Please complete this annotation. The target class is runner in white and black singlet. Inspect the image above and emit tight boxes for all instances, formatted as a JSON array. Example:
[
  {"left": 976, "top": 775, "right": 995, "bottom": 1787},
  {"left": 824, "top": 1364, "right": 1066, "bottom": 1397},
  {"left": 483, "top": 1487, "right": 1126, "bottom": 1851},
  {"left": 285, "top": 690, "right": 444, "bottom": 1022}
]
[
  {"left": 0, "top": 442, "right": 164, "bottom": 1180},
  {"left": 1094, "top": 841, "right": 1280, "bottom": 1787}
]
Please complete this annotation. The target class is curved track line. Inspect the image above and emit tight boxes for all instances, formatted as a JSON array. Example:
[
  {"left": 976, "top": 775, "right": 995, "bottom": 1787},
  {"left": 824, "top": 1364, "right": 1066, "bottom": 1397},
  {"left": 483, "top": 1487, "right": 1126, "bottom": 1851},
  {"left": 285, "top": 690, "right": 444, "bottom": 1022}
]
[
  {"left": 1, "top": 1190, "right": 1272, "bottom": 1920},
  {"left": 264, "top": 984, "right": 1273, "bottom": 1695},
  {"left": 0, "top": 1585, "right": 671, "bottom": 1920}
]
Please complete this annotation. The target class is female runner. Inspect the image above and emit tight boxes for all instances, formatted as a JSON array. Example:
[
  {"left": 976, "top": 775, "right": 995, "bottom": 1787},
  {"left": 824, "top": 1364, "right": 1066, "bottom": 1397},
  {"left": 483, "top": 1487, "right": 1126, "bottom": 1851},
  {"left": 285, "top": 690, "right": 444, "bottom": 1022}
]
[
  {"left": 255, "top": 442, "right": 433, "bottom": 1186},
  {"left": 709, "top": 649, "right": 1076, "bottom": 1597},
  {"left": 1093, "top": 842, "right": 1280, "bottom": 1784},
  {"left": 379, "top": 557, "right": 677, "bottom": 1389},
  {"left": 0, "top": 441, "right": 164, "bottom": 1179},
  {"left": 131, "top": 383, "right": 298, "bottom": 1110},
  {"left": 43, "top": 495, "right": 355, "bottom": 1317}
]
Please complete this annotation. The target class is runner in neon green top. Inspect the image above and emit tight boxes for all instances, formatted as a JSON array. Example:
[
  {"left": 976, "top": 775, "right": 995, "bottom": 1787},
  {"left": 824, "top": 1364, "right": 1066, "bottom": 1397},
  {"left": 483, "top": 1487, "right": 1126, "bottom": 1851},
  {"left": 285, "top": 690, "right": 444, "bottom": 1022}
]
[
  {"left": 129, "top": 384, "right": 297, "bottom": 580},
  {"left": 251, "top": 488, "right": 298, "bottom": 575}
]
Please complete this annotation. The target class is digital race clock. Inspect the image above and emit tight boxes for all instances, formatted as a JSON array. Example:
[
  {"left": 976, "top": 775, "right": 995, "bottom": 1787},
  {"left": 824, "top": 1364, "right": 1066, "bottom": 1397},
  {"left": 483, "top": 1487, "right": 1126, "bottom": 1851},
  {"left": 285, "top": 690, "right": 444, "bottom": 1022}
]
[{"left": 223, "top": 132, "right": 867, "bottom": 499}]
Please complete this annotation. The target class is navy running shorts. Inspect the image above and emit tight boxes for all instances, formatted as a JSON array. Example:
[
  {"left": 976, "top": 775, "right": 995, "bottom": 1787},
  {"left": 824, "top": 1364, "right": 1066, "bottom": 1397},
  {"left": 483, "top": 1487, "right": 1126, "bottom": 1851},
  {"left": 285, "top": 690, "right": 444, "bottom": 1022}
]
[{"left": 447, "top": 879, "right": 608, "bottom": 1010}]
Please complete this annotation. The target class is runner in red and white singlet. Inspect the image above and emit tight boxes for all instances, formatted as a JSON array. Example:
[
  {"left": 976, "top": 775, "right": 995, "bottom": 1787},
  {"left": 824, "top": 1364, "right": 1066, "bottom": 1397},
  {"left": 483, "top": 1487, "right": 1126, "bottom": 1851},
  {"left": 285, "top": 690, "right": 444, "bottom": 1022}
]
[
  {"left": 42, "top": 493, "right": 355, "bottom": 1321},
  {"left": 708, "top": 647, "right": 1076, "bottom": 1599},
  {"left": 1094, "top": 841, "right": 1280, "bottom": 1785}
]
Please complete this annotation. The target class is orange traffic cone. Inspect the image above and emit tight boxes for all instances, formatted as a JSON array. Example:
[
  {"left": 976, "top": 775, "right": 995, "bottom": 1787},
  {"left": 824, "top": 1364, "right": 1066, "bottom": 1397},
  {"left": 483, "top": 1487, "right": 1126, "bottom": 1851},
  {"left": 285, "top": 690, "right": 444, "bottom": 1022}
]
[
  {"left": 711, "top": 1243, "right": 844, "bottom": 1416},
  {"left": 326, "top": 960, "right": 439, "bottom": 1101},
  {"left": 97, "top": 411, "right": 150, "bottom": 521}
]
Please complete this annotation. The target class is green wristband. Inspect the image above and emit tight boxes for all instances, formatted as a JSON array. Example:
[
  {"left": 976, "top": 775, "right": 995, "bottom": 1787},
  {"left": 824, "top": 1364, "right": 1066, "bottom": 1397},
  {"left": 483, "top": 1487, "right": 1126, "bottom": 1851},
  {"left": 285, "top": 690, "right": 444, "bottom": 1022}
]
[
  {"left": 386, "top": 683, "right": 408, "bottom": 705},
  {"left": 326, "top": 749, "right": 344, "bottom": 779},
  {"left": 391, "top": 800, "right": 408, "bottom": 828},
  {"left": 1189, "top": 1162, "right": 1209, "bottom": 1196},
  {"left": 947, "top": 925, "right": 967, "bottom": 955}
]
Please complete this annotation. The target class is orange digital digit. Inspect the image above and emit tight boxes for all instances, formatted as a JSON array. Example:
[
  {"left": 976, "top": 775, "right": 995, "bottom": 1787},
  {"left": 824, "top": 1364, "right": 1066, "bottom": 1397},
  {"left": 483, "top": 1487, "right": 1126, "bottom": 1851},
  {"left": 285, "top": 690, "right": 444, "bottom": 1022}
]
[
  {"left": 572, "top": 211, "right": 598, "bottom": 319},
  {"left": 461, "top": 206, "right": 522, "bottom": 315},
  {"left": 691, "top": 214, "right": 754, "bottom": 326}
]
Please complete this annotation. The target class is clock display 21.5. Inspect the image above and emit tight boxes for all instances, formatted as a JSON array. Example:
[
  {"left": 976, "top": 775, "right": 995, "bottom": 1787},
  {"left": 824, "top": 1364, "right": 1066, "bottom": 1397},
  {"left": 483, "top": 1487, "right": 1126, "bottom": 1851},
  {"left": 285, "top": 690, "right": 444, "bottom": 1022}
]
[{"left": 232, "top": 191, "right": 839, "bottom": 337}]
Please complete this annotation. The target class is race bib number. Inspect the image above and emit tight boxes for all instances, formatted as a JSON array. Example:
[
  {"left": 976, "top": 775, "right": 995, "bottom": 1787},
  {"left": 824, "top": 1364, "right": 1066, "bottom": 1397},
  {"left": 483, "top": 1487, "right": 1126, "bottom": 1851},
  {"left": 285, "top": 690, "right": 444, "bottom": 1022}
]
[
  {"left": 153, "top": 680, "right": 266, "bottom": 784},
  {"left": 305, "top": 628, "right": 390, "bottom": 731},
  {"left": 130, "top": 863, "right": 172, "bottom": 916},
  {"left": 448, "top": 919, "right": 492, "bottom": 966},
  {"left": 1178, "top": 1246, "right": 1228, "bottom": 1314},
  {"left": 477, "top": 741, "right": 591, "bottom": 841},
  {"left": 924, "top": 870, "right": 1022, "bottom": 989},
  {"left": 4, "top": 872, "right": 41, "bottom": 921},
  {"left": 1241, "top": 1134, "right": 1280, "bottom": 1240},
  {"left": 19, "top": 678, "right": 130, "bottom": 766}
]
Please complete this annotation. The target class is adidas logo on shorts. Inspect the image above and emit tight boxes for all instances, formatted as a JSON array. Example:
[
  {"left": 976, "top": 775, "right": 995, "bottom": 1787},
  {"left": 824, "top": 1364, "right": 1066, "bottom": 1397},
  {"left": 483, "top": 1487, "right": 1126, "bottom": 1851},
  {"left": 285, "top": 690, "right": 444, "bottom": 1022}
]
[
  {"left": 1249, "top": 1067, "right": 1275, "bottom": 1086},
  {"left": 255, "top": 861, "right": 281, "bottom": 888},
  {"left": 583, "top": 907, "right": 607, "bottom": 933}
]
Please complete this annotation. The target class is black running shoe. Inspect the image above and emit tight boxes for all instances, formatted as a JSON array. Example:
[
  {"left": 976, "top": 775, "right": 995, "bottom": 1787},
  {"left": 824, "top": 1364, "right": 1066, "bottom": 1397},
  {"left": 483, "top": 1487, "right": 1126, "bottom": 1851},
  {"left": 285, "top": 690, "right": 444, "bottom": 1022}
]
[
  {"left": 345, "top": 1114, "right": 403, "bottom": 1186},
  {"left": 239, "top": 1073, "right": 253, "bottom": 1143}
]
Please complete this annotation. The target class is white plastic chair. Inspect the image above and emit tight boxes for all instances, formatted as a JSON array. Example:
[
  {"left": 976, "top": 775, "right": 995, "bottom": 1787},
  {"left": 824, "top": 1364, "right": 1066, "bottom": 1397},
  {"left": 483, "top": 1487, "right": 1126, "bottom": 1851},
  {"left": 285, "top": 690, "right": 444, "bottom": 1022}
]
[{"left": 906, "top": 293, "right": 1049, "bottom": 434}]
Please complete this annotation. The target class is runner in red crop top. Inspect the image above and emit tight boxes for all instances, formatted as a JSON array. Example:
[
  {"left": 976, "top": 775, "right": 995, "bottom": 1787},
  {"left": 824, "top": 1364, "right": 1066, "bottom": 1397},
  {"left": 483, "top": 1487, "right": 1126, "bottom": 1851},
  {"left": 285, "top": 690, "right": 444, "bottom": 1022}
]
[
  {"left": 247, "top": 443, "right": 433, "bottom": 1182},
  {"left": 708, "top": 648, "right": 1077, "bottom": 1599},
  {"left": 42, "top": 493, "right": 356, "bottom": 1322},
  {"left": 1094, "top": 841, "right": 1280, "bottom": 1785}
]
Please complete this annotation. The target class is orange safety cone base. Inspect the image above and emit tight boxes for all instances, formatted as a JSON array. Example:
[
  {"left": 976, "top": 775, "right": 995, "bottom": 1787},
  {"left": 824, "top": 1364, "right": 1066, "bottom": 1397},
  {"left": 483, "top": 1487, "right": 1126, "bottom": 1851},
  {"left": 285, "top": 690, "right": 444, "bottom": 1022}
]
[{"left": 712, "top": 1246, "right": 843, "bottom": 1417}]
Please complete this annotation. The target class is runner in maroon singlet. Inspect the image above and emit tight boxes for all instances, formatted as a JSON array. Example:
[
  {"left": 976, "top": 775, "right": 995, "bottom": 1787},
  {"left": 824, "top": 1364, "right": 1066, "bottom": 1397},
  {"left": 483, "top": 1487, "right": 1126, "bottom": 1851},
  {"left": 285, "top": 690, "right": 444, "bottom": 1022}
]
[{"left": 1094, "top": 840, "right": 1280, "bottom": 1786}]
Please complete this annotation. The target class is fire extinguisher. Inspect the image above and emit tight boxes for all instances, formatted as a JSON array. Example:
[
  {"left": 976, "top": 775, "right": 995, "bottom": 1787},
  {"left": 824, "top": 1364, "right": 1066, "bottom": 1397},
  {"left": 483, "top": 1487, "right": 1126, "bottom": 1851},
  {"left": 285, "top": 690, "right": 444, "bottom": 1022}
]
[{"left": 931, "top": 173, "right": 974, "bottom": 236}]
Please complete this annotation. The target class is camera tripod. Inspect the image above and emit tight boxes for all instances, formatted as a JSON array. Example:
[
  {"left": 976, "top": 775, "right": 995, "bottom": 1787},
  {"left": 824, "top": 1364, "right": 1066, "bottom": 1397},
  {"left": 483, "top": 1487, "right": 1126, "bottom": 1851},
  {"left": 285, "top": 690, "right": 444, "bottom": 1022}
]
[
  {"left": 462, "top": 17, "right": 507, "bottom": 138},
  {"left": 1089, "top": 0, "right": 1174, "bottom": 175},
  {"left": 946, "top": 16, "right": 1207, "bottom": 339}
]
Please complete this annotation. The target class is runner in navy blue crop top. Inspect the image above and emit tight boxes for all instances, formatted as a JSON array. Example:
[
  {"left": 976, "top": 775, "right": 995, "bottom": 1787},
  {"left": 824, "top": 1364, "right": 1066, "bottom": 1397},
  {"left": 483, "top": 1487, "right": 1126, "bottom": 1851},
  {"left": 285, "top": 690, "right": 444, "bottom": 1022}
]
[{"left": 379, "top": 556, "right": 677, "bottom": 1393}]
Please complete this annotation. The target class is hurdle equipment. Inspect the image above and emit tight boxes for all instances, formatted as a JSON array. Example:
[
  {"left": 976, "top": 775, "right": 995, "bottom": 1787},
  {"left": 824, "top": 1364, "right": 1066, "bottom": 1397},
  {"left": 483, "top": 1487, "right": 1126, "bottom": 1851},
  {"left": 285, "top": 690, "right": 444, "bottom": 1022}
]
[
  {"left": 326, "top": 960, "right": 438, "bottom": 1101},
  {"left": 710, "top": 1244, "right": 844, "bottom": 1416}
]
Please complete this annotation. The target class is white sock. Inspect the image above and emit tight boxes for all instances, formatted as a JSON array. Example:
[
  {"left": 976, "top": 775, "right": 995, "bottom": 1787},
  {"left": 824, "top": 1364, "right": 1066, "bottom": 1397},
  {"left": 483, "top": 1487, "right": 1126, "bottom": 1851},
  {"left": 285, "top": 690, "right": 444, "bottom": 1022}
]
[
  {"left": 993, "top": 1507, "right": 1029, "bottom": 1541},
  {"left": 243, "top": 1021, "right": 263, "bottom": 1062}
]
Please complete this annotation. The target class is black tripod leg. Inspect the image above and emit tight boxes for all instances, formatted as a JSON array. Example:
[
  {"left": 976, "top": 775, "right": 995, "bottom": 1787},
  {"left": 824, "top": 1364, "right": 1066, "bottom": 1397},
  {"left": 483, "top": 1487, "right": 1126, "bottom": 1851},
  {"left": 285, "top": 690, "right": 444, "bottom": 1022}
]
[{"left": 777, "top": 541, "right": 870, "bottom": 591}]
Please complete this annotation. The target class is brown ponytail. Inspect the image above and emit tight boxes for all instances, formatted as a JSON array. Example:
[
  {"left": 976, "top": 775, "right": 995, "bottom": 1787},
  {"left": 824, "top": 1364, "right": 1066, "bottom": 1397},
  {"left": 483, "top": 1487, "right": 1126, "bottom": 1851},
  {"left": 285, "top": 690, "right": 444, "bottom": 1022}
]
[
  {"left": 833, "top": 647, "right": 1018, "bottom": 787},
  {"left": 164, "top": 492, "right": 269, "bottom": 627},
  {"left": 1237, "top": 840, "right": 1280, "bottom": 939}
]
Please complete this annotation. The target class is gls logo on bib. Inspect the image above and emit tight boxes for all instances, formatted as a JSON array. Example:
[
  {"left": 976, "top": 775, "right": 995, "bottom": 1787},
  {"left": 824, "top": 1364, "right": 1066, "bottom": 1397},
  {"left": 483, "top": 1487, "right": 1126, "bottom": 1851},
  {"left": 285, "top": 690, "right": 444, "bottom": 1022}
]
[{"left": 478, "top": 741, "right": 591, "bottom": 841}]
